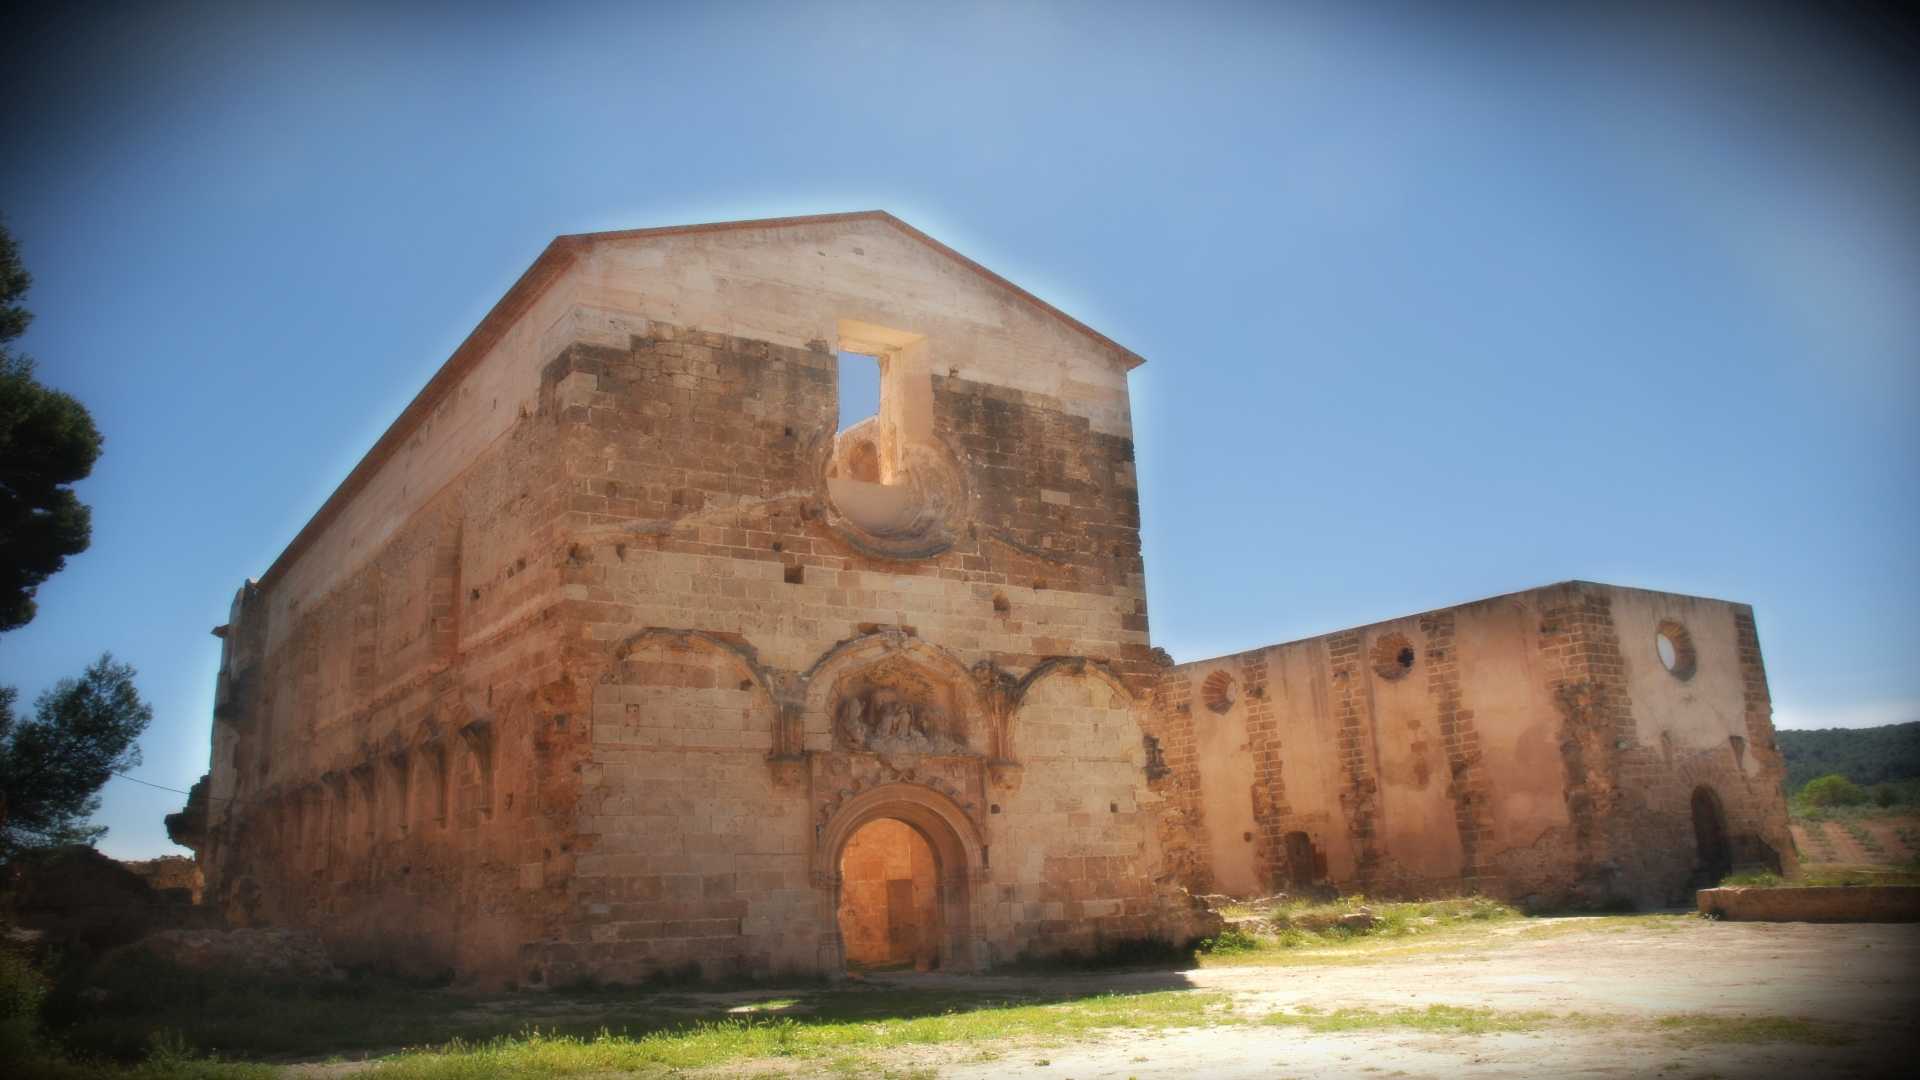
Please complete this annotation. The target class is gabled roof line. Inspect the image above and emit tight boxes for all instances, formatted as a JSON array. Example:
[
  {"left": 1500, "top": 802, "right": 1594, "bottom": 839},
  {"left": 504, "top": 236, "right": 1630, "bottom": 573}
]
[
  {"left": 554, "top": 211, "right": 1145, "bottom": 369},
  {"left": 257, "top": 211, "right": 1140, "bottom": 588}
]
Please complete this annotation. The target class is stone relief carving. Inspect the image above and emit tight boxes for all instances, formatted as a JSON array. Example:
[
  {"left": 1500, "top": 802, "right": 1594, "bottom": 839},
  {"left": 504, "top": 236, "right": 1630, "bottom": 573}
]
[
  {"left": 835, "top": 687, "right": 970, "bottom": 755},
  {"left": 826, "top": 652, "right": 979, "bottom": 756}
]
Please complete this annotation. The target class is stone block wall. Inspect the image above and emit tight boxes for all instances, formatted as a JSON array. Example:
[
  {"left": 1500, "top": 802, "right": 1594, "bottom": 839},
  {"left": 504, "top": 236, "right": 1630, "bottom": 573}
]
[
  {"left": 196, "top": 214, "right": 1211, "bottom": 986},
  {"left": 193, "top": 214, "right": 1782, "bottom": 988},
  {"left": 200, "top": 399, "right": 581, "bottom": 978},
  {"left": 1155, "top": 581, "right": 1796, "bottom": 910},
  {"left": 523, "top": 317, "right": 1200, "bottom": 982}
]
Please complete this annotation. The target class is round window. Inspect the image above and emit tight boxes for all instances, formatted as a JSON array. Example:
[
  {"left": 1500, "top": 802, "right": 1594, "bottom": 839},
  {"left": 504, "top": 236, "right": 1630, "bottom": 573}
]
[
  {"left": 1370, "top": 632, "right": 1416, "bottom": 681},
  {"left": 1201, "top": 670, "right": 1237, "bottom": 713},
  {"left": 1655, "top": 620, "right": 1697, "bottom": 681}
]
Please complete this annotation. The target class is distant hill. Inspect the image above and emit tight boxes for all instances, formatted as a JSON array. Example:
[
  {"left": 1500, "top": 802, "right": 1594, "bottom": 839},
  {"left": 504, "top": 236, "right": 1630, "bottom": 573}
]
[{"left": 1776, "top": 720, "right": 1920, "bottom": 792}]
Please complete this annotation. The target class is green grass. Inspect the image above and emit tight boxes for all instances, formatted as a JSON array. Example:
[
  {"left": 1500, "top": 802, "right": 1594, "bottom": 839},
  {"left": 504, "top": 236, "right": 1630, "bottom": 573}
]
[
  {"left": 4, "top": 892, "right": 1869, "bottom": 1078},
  {"left": 1718, "top": 866, "right": 1920, "bottom": 888},
  {"left": 1261, "top": 1005, "right": 1851, "bottom": 1046},
  {"left": 32, "top": 995, "right": 1854, "bottom": 1079},
  {"left": 355, "top": 990, "right": 1232, "bottom": 1079},
  {"left": 1195, "top": 896, "right": 1521, "bottom": 965},
  {"left": 1261, "top": 1003, "right": 1561, "bottom": 1035},
  {"left": 1509, "top": 913, "right": 1696, "bottom": 936},
  {"left": 1790, "top": 798, "right": 1920, "bottom": 824},
  {"left": 24, "top": 950, "right": 1234, "bottom": 1079},
  {"left": 1195, "top": 928, "right": 1262, "bottom": 955},
  {"left": 1654, "top": 1014, "right": 1854, "bottom": 1047}
]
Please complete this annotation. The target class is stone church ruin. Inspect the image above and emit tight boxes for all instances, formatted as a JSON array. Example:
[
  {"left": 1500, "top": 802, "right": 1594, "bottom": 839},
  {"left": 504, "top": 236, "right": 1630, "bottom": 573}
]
[{"left": 187, "top": 212, "right": 1793, "bottom": 983}]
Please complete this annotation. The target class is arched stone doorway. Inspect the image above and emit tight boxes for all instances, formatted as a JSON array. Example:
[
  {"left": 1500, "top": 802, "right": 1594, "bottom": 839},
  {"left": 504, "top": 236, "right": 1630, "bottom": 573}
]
[
  {"left": 838, "top": 818, "right": 942, "bottom": 971},
  {"left": 816, "top": 783, "right": 984, "bottom": 973},
  {"left": 1691, "top": 786, "right": 1732, "bottom": 884}
]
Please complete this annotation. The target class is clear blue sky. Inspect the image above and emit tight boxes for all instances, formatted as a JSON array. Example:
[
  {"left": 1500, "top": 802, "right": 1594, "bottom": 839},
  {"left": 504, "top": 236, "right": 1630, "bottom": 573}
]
[{"left": 1, "top": 2, "right": 1914, "bottom": 859}]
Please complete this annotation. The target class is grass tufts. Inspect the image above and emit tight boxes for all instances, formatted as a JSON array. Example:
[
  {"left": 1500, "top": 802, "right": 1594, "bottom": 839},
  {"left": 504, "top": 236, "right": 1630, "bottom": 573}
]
[
  {"left": 1196, "top": 895, "right": 1521, "bottom": 965},
  {"left": 1262, "top": 1003, "right": 1556, "bottom": 1035},
  {"left": 1655, "top": 1014, "right": 1854, "bottom": 1047},
  {"left": 1262, "top": 1006, "right": 1853, "bottom": 1046},
  {"left": 356, "top": 990, "right": 1233, "bottom": 1078},
  {"left": 1717, "top": 866, "right": 1920, "bottom": 888}
]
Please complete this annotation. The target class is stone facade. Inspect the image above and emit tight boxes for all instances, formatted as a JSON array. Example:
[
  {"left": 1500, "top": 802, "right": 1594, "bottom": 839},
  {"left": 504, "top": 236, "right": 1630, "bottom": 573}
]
[
  {"left": 1150, "top": 581, "right": 1797, "bottom": 910},
  {"left": 191, "top": 213, "right": 1793, "bottom": 983},
  {"left": 195, "top": 213, "right": 1208, "bottom": 984}
]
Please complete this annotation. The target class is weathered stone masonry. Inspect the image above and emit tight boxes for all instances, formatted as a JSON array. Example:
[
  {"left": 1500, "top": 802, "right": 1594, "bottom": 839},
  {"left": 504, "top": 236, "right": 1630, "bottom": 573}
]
[
  {"left": 195, "top": 213, "right": 1213, "bottom": 983},
  {"left": 1154, "top": 582, "right": 1797, "bottom": 910},
  {"left": 191, "top": 213, "right": 1794, "bottom": 984}
]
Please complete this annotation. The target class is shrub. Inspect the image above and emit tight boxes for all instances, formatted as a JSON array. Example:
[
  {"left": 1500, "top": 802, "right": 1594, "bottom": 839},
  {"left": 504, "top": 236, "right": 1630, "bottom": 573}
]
[
  {"left": 0, "top": 939, "right": 47, "bottom": 1061},
  {"left": 1800, "top": 774, "right": 1867, "bottom": 808},
  {"left": 1197, "top": 929, "right": 1261, "bottom": 955}
]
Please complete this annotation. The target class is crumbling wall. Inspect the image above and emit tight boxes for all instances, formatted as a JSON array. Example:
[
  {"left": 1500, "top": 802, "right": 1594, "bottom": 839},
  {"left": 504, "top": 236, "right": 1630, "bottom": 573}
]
[
  {"left": 201, "top": 366, "right": 584, "bottom": 981},
  {"left": 203, "top": 215, "right": 1767, "bottom": 984},
  {"left": 1141, "top": 668, "right": 1214, "bottom": 893},
  {"left": 1514, "top": 584, "right": 1798, "bottom": 908},
  {"left": 526, "top": 306, "right": 1194, "bottom": 981},
  {"left": 203, "top": 214, "right": 1207, "bottom": 986},
  {"left": 121, "top": 856, "right": 203, "bottom": 903},
  {"left": 1157, "top": 582, "right": 1795, "bottom": 909}
]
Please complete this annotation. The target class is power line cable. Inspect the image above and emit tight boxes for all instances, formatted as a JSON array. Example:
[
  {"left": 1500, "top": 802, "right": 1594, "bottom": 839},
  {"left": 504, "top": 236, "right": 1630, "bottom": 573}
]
[{"left": 107, "top": 770, "right": 233, "bottom": 802}]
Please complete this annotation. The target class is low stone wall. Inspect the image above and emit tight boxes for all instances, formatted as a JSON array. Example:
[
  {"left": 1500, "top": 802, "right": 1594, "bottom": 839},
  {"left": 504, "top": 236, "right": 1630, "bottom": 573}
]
[
  {"left": 1697, "top": 885, "right": 1920, "bottom": 923},
  {"left": 121, "top": 855, "right": 204, "bottom": 903}
]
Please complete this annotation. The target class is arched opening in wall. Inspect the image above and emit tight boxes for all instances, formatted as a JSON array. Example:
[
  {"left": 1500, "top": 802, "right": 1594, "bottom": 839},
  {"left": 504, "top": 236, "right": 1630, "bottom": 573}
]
[
  {"left": 837, "top": 817, "right": 943, "bottom": 972},
  {"left": 845, "top": 437, "right": 881, "bottom": 483},
  {"left": 1691, "top": 786, "right": 1732, "bottom": 884},
  {"left": 1283, "top": 831, "right": 1321, "bottom": 889}
]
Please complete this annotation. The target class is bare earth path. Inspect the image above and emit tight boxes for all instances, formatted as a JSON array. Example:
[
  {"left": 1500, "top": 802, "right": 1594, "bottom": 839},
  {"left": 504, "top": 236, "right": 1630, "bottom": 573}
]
[
  {"left": 869, "top": 918, "right": 1920, "bottom": 1079},
  {"left": 290, "top": 917, "right": 1918, "bottom": 1078}
]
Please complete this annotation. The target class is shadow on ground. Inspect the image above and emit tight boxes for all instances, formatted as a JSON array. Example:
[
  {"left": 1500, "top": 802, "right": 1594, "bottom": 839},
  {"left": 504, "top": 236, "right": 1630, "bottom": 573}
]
[{"left": 45, "top": 951, "right": 1203, "bottom": 1065}]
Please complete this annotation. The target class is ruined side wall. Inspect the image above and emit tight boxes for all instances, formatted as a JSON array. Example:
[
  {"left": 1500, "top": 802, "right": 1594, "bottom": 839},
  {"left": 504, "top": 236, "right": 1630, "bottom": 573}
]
[
  {"left": 997, "top": 668, "right": 1177, "bottom": 961},
  {"left": 203, "top": 351, "right": 588, "bottom": 979},
  {"left": 1535, "top": 585, "right": 1798, "bottom": 906},
  {"left": 1157, "top": 582, "right": 1794, "bottom": 909}
]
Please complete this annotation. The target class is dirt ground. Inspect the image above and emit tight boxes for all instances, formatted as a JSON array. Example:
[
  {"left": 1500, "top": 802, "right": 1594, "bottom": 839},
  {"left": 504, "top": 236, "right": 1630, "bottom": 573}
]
[
  {"left": 876, "top": 917, "right": 1920, "bottom": 1079},
  {"left": 1791, "top": 814, "right": 1920, "bottom": 864},
  {"left": 293, "top": 916, "right": 1918, "bottom": 1079}
]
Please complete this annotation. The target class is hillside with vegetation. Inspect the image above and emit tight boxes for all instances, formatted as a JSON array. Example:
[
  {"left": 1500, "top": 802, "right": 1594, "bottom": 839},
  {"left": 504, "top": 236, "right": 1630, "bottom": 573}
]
[
  {"left": 1776, "top": 720, "right": 1920, "bottom": 792},
  {"left": 1773, "top": 720, "right": 1920, "bottom": 869}
]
